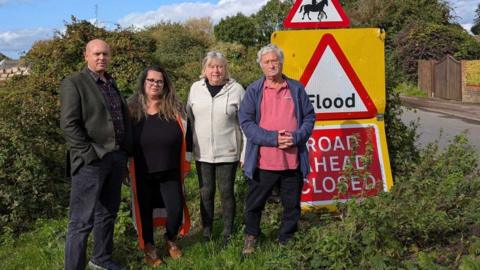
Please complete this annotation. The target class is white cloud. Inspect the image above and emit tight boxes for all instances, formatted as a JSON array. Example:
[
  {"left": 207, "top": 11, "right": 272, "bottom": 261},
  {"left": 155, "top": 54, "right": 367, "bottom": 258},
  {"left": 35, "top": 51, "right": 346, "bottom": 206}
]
[
  {"left": 462, "top": 23, "right": 474, "bottom": 34},
  {"left": 0, "top": 0, "right": 30, "bottom": 6},
  {"left": 118, "top": 0, "right": 269, "bottom": 28},
  {"left": 0, "top": 28, "right": 52, "bottom": 59},
  {"left": 447, "top": 0, "right": 477, "bottom": 24}
]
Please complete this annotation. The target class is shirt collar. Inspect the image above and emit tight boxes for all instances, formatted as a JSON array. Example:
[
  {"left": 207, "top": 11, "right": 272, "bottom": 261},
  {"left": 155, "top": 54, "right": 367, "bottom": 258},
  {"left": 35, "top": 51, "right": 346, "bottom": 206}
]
[
  {"left": 87, "top": 67, "right": 113, "bottom": 83},
  {"left": 263, "top": 79, "right": 288, "bottom": 91}
]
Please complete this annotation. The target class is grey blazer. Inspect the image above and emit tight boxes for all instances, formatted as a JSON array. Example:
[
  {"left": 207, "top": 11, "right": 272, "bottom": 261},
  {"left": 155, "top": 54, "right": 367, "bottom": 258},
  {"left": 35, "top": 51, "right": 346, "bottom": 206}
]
[{"left": 60, "top": 69, "right": 132, "bottom": 176}]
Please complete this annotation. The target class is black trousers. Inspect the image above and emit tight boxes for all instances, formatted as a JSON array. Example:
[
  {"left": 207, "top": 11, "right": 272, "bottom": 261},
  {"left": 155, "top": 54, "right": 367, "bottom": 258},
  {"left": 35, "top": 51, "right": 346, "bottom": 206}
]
[
  {"left": 244, "top": 168, "right": 303, "bottom": 242},
  {"left": 64, "top": 151, "right": 127, "bottom": 270},
  {"left": 136, "top": 169, "right": 183, "bottom": 243},
  {"left": 196, "top": 161, "right": 238, "bottom": 237}
]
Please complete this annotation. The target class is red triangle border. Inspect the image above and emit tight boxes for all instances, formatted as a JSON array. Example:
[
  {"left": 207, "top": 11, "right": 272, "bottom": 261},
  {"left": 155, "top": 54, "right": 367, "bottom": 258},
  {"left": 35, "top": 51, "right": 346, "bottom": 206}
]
[
  {"left": 283, "top": 0, "right": 350, "bottom": 29},
  {"left": 300, "top": 33, "right": 377, "bottom": 120}
]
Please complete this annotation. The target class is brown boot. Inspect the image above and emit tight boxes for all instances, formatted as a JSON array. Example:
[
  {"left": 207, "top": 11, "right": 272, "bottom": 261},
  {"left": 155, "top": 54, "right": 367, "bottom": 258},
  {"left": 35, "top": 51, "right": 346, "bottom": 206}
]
[
  {"left": 241, "top": 235, "right": 257, "bottom": 256},
  {"left": 165, "top": 240, "right": 182, "bottom": 259},
  {"left": 144, "top": 243, "right": 163, "bottom": 267}
]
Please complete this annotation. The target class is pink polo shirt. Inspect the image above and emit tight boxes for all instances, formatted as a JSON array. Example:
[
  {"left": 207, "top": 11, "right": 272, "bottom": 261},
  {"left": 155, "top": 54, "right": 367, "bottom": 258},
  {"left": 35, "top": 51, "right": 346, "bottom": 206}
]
[{"left": 258, "top": 80, "right": 298, "bottom": 171}]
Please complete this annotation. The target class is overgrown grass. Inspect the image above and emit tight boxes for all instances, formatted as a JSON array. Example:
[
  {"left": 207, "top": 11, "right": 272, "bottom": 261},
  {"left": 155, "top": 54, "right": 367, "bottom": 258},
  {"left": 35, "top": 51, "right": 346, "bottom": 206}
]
[
  {"left": 393, "top": 82, "right": 427, "bottom": 97},
  {"left": 1, "top": 135, "right": 480, "bottom": 269}
]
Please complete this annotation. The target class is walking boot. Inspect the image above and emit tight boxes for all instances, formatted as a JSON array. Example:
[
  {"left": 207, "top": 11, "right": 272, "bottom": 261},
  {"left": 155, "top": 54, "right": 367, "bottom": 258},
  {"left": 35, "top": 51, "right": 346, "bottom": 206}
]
[
  {"left": 241, "top": 234, "right": 257, "bottom": 256},
  {"left": 144, "top": 243, "right": 163, "bottom": 267},
  {"left": 165, "top": 240, "right": 182, "bottom": 260}
]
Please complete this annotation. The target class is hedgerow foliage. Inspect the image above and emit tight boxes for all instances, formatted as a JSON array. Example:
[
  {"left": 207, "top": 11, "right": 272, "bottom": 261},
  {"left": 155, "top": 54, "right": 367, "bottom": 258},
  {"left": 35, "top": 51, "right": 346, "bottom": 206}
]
[
  {"left": 393, "top": 22, "right": 480, "bottom": 81},
  {"left": 266, "top": 135, "right": 480, "bottom": 269},
  {"left": 0, "top": 86, "right": 66, "bottom": 234},
  {"left": 23, "top": 17, "right": 155, "bottom": 95},
  {"left": 0, "top": 18, "right": 156, "bottom": 234}
]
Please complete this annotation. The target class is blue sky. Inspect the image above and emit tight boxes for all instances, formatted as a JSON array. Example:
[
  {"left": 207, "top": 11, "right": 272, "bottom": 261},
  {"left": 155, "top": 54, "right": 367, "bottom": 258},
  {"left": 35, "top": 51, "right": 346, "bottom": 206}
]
[{"left": 0, "top": 0, "right": 477, "bottom": 59}]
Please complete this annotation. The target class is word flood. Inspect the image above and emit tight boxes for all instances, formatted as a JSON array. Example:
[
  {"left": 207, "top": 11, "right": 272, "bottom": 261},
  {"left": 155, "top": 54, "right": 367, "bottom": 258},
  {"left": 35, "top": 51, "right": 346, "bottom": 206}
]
[{"left": 309, "top": 93, "right": 355, "bottom": 109}]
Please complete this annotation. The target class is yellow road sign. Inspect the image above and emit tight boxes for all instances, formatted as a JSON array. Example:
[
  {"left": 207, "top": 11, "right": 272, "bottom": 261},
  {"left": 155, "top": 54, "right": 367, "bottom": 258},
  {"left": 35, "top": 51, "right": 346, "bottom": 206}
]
[
  {"left": 271, "top": 28, "right": 392, "bottom": 208},
  {"left": 272, "top": 28, "right": 386, "bottom": 116}
]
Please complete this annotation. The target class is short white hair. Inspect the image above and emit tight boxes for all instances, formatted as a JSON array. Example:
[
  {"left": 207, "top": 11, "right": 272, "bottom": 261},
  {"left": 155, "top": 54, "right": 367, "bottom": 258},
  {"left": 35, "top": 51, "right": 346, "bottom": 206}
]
[
  {"left": 256, "top": 44, "right": 284, "bottom": 66},
  {"left": 200, "top": 51, "right": 230, "bottom": 80}
]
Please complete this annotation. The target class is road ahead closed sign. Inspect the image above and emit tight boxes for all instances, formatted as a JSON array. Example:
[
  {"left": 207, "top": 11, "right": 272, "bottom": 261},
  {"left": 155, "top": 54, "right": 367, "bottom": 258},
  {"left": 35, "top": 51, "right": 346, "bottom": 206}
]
[{"left": 302, "top": 121, "right": 392, "bottom": 206}]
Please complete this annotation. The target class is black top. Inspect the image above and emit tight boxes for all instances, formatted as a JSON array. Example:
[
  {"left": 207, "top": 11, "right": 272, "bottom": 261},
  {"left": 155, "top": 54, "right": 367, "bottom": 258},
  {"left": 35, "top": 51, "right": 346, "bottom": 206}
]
[
  {"left": 206, "top": 79, "right": 225, "bottom": 97},
  {"left": 133, "top": 114, "right": 182, "bottom": 173}
]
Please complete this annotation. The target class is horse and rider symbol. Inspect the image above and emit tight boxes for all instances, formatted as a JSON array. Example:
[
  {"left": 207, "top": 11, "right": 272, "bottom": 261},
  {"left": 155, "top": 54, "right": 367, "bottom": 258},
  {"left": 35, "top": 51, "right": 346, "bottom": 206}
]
[{"left": 300, "top": 0, "right": 328, "bottom": 21}]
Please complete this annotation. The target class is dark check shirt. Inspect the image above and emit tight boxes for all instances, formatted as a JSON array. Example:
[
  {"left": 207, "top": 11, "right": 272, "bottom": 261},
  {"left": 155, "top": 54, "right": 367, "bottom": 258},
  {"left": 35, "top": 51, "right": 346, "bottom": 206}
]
[{"left": 87, "top": 68, "right": 125, "bottom": 148}]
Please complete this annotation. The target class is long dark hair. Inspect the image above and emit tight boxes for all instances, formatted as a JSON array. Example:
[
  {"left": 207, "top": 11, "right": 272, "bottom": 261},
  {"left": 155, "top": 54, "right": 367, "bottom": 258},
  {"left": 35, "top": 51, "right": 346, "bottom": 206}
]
[{"left": 128, "top": 65, "right": 184, "bottom": 123}]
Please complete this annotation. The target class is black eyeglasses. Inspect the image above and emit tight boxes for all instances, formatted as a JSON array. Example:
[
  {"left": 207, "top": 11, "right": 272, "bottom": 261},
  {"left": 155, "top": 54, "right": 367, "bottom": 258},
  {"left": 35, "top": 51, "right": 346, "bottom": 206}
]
[{"left": 145, "top": 78, "right": 164, "bottom": 85}]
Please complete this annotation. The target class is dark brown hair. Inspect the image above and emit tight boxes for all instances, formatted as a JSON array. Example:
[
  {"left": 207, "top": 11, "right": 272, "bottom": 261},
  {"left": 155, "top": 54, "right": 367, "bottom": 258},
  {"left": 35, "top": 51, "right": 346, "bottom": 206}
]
[{"left": 128, "top": 65, "right": 184, "bottom": 123}]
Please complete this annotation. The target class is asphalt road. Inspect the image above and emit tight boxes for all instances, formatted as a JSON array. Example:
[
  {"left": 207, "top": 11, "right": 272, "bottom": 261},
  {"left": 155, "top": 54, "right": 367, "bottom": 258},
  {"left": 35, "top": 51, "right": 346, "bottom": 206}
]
[{"left": 401, "top": 107, "right": 480, "bottom": 152}]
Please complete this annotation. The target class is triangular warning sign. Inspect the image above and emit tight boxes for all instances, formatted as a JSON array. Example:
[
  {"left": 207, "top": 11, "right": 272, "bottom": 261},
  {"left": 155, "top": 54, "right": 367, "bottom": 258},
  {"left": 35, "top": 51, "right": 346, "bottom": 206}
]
[
  {"left": 283, "top": 0, "right": 350, "bottom": 29},
  {"left": 300, "top": 34, "right": 377, "bottom": 120}
]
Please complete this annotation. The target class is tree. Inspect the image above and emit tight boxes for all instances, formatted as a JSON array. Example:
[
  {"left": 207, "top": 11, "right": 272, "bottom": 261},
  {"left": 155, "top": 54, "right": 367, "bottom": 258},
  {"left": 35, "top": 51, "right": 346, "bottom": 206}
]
[
  {"left": 393, "top": 22, "right": 480, "bottom": 81},
  {"left": 144, "top": 21, "right": 214, "bottom": 101},
  {"left": 472, "top": 4, "right": 480, "bottom": 35},
  {"left": 343, "top": 0, "right": 452, "bottom": 34},
  {"left": 0, "top": 52, "right": 8, "bottom": 61},
  {"left": 254, "top": 0, "right": 292, "bottom": 45},
  {"left": 209, "top": 41, "right": 260, "bottom": 87},
  {"left": 184, "top": 17, "right": 214, "bottom": 37},
  {"left": 23, "top": 17, "right": 155, "bottom": 95},
  {"left": 214, "top": 13, "right": 257, "bottom": 47}
]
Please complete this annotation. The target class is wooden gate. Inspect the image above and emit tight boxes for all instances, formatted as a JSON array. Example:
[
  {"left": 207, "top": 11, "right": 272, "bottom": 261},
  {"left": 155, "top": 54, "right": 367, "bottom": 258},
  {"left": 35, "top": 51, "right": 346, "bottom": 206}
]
[{"left": 433, "top": 55, "right": 462, "bottom": 101}]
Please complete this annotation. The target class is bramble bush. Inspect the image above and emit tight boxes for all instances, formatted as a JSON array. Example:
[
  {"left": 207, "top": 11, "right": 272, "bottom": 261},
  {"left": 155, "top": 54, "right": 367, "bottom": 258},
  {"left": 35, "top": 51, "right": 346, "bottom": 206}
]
[
  {"left": 265, "top": 134, "right": 480, "bottom": 269},
  {"left": 0, "top": 86, "right": 67, "bottom": 235}
]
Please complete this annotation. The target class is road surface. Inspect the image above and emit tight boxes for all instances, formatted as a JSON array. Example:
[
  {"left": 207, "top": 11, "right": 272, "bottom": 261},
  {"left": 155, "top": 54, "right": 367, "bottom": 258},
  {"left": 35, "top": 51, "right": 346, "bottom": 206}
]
[{"left": 401, "top": 107, "right": 480, "bottom": 152}]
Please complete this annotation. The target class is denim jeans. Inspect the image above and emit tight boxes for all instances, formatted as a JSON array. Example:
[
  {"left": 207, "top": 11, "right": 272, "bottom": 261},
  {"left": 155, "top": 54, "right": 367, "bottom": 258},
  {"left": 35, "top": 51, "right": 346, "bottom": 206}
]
[
  {"left": 196, "top": 161, "right": 238, "bottom": 237},
  {"left": 64, "top": 151, "right": 127, "bottom": 270}
]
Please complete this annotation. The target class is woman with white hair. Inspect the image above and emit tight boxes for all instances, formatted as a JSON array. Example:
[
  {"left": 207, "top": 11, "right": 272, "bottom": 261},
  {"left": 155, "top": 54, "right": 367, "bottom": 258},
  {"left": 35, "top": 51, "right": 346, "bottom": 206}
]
[{"left": 187, "top": 51, "right": 245, "bottom": 244}]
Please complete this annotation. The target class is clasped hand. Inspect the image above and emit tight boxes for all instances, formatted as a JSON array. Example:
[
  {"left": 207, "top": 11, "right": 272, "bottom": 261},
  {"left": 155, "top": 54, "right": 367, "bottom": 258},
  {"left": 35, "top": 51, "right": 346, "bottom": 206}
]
[{"left": 277, "top": 129, "right": 294, "bottom": 149}]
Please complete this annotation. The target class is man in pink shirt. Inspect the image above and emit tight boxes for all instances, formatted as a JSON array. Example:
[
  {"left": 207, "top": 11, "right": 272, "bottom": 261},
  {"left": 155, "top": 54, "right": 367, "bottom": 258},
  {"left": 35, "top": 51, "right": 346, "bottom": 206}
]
[{"left": 238, "top": 44, "right": 315, "bottom": 255}]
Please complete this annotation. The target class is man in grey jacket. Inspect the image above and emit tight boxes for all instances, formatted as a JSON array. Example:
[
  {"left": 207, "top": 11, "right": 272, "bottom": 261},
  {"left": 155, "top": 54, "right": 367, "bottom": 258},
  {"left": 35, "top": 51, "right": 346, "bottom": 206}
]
[{"left": 60, "top": 39, "right": 132, "bottom": 270}]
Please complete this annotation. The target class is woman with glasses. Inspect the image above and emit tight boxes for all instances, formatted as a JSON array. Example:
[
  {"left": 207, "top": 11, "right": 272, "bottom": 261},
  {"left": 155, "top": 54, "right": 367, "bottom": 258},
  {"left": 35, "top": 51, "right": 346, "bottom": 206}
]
[
  {"left": 128, "top": 65, "right": 191, "bottom": 267},
  {"left": 187, "top": 51, "right": 245, "bottom": 245}
]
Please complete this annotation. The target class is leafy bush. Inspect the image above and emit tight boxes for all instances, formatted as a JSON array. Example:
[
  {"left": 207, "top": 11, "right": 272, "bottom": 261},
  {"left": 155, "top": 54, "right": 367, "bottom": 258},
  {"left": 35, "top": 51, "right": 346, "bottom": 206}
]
[
  {"left": 393, "top": 82, "right": 427, "bottom": 97},
  {"left": 1, "top": 136, "right": 479, "bottom": 269},
  {"left": 344, "top": 0, "right": 452, "bottom": 35},
  {"left": 466, "top": 61, "right": 480, "bottom": 86},
  {"left": 144, "top": 21, "right": 214, "bottom": 101},
  {"left": 0, "top": 87, "right": 67, "bottom": 234},
  {"left": 214, "top": 13, "right": 258, "bottom": 47},
  {"left": 0, "top": 18, "right": 156, "bottom": 235},
  {"left": 265, "top": 135, "right": 480, "bottom": 269},
  {"left": 393, "top": 22, "right": 480, "bottom": 81},
  {"left": 384, "top": 90, "right": 419, "bottom": 177},
  {"left": 24, "top": 17, "right": 155, "bottom": 95},
  {"left": 210, "top": 42, "right": 261, "bottom": 88}
]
